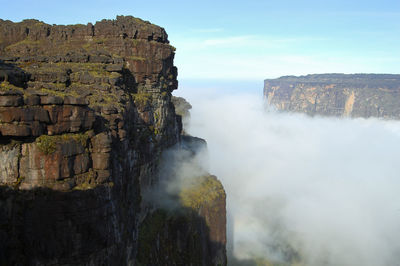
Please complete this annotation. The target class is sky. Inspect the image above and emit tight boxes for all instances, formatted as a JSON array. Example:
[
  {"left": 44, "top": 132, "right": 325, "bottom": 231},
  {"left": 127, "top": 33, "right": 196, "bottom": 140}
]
[{"left": 1, "top": 0, "right": 400, "bottom": 80}]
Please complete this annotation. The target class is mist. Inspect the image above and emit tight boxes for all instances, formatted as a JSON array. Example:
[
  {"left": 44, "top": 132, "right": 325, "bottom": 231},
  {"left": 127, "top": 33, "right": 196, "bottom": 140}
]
[{"left": 176, "top": 85, "right": 400, "bottom": 266}]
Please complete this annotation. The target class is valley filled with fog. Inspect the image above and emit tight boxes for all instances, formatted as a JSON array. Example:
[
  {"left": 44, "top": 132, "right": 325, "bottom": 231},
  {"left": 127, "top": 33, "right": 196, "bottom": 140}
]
[{"left": 175, "top": 81, "right": 400, "bottom": 265}]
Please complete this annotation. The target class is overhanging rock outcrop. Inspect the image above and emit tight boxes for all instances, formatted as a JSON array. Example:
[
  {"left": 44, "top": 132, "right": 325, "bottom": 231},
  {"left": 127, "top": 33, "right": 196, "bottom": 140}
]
[
  {"left": 0, "top": 16, "right": 226, "bottom": 265},
  {"left": 264, "top": 74, "right": 400, "bottom": 118}
]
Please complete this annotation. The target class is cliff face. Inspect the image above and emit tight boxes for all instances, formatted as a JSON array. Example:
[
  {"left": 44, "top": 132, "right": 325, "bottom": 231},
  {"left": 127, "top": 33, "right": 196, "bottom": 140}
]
[
  {"left": 264, "top": 74, "right": 400, "bottom": 118},
  {"left": 172, "top": 96, "right": 192, "bottom": 134},
  {"left": 0, "top": 16, "right": 226, "bottom": 265}
]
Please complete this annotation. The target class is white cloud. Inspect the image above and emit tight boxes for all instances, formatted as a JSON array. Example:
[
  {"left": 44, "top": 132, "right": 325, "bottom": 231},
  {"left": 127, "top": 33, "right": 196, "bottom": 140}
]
[{"left": 179, "top": 89, "right": 400, "bottom": 265}]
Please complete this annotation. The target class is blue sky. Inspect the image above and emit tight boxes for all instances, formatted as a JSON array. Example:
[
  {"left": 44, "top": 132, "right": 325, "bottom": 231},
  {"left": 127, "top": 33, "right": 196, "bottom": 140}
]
[{"left": 1, "top": 0, "right": 400, "bottom": 80}]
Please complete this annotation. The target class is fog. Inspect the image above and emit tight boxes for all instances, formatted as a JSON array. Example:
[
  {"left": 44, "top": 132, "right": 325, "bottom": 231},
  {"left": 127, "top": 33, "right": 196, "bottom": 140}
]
[{"left": 176, "top": 85, "right": 400, "bottom": 266}]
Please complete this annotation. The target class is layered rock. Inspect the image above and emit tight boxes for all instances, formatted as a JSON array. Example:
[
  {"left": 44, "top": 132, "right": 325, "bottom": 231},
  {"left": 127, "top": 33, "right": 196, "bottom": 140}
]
[
  {"left": 0, "top": 16, "right": 226, "bottom": 265},
  {"left": 264, "top": 74, "right": 400, "bottom": 118},
  {"left": 172, "top": 96, "right": 192, "bottom": 134},
  {"left": 138, "top": 171, "right": 226, "bottom": 266}
]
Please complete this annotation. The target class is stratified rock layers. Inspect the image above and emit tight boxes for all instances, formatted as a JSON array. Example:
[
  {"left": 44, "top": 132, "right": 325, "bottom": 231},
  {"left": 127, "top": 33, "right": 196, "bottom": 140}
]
[
  {"left": 264, "top": 74, "right": 400, "bottom": 118},
  {"left": 0, "top": 16, "right": 226, "bottom": 265}
]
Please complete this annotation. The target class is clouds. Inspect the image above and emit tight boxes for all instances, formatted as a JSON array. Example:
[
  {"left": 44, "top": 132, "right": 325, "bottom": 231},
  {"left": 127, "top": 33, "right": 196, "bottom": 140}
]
[
  {"left": 178, "top": 86, "right": 400, "bottom": 265},
  {"left": 172, "top": 32, "right": 400, "bottom": 80}
]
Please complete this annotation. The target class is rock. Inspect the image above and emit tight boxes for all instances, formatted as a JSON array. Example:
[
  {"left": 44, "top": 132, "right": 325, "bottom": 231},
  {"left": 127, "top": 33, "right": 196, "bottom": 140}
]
[
  {"left": 0, "top": 95, "right": 23, "bottom": 107},
  {"left": 40, "top": 95, "right": 64, "bottom": 105},
  {"left": 105, "top": 64, "right": 123, "bottom": 72},
  {"left": 0, "top": 107, "right": 49, "bottom": 123},
  {"left": 91, "top": 132, "right": 112, "bottom": 153},
  {"left": 0, "top": 16, "right": 226, "bottom": 266},
  {"left": 172, "top": 96, "right": 192, "bottom": 133},
  {"left": 24, "top": 95, "right": 40, "bottom": 105},
  {"left": 92, "top": 153, "right": 110, "bottom": 170},
  {"left": 19, "top": 137, "right": 89, "bottom": 185},
  {"left": 44, "top": 105, "right": 95, "bottom": 134},
  {"left": 0, "top": 62, "right": 29, "bottom": 87},
  {"left": 95, "top": 170, "right": 111, "bottom": 183},
  {"left": 63, "top": 96, "right": 88, "bottom": 105},
  {"left": 0, "top": 145, "right": 20, "bottom": 184},
  {"left": 0, "top": 124, "right": 33, "bottom": 136},
  {"left": 0, "top": 90, "right": 23, "bottom": 96},
  {"left": 264, "top": 74, "right": 400, "bottom": 118}
]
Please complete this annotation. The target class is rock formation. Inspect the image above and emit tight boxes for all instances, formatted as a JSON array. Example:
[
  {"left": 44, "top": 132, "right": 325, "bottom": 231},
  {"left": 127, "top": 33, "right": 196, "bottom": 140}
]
[
  {"left": 172, "top": 96, "right": 192, "bottom": 134},
  {"left": 0, "top": 16, "right": 226, "bottom": 265},
  {"left": 264, "top": 74, "right": 400, "bottom": 118}
]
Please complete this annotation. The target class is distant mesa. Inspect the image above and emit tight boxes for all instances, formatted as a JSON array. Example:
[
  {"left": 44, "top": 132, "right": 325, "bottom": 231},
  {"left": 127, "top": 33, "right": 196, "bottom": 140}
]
[{"left": 264, "top": 73, "right": 400, "bottom": 119}]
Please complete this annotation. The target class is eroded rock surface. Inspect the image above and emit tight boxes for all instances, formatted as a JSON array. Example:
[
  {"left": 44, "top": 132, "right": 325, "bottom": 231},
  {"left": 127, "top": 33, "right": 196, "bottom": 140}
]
[
  {"left": 172, "top": 96, "right": 192, "bottom": 133},
  {"left": 0, "top": 16, "right": 226, "bottom": 265},
  {"left": 264, "top": 74, "right": 400, "bottom": 118}
]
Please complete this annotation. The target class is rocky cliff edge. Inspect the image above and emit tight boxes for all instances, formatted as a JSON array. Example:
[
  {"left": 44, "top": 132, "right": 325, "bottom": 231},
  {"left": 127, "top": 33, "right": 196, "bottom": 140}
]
[
  {"left": 264, "top": 74, "right": 400, "bottom": 118},
  {"left": 0, "top": 16, "right": 226, "bottom": 265}
]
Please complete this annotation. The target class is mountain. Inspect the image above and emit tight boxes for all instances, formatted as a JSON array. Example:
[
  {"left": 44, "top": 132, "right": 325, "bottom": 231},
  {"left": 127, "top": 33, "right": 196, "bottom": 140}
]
[
  {"left": 0, "top": 16, "right": 226, "bottom": 265},
  {"left": 264, "top": 74, "right": 400, "bottom": 118}
]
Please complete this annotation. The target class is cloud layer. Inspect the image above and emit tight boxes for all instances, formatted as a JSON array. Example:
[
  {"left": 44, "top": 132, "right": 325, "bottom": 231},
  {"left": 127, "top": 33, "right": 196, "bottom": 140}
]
[{"left": 181, "top": 89, "right": 400, "bottom": 265}]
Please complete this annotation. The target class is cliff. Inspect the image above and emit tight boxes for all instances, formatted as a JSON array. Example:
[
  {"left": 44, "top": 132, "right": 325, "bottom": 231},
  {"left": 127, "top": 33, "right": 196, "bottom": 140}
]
[
  {"left": 264, "top": 74, "right": 400, "bottom": 118},
  {"left": 172, "top": 96, "right": 192, "bottom": 134},
  {"left": 0, "top": 16, "right": 226, "bottom": 265}
]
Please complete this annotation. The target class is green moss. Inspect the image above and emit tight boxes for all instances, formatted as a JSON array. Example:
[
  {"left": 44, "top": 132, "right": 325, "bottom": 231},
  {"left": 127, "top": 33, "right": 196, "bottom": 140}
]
[
  {"left": 153, "top": 111, "right": 160, "bottom": 122},
  {"left": 82, "top": 38, "right": 111, "bottom": 49},
  {"left": 66, "top": 133, "right": 89, "bottom": 147},
  {"left": 73, "top": 170, "right": 96, "bottom": 190},
  {"left": 87, "top": 92, "right": 122, "bottom": 109},
  {"left": 179, "top": 175, "right": 225, "bottom": 210},
  {"left": 95, "top": 38, "right": 107, "bottom": 44},
  {"left": 36, "top": 132, "right": 89, "bottom": 155},
  {"left": 132, "top": 93, "right": 152, "bottom": 107},
  {"left": 38, "top": 87, "right": 79, "bottom": 98},
  {"left": 148, "top": 125, "right": 160, "bottom": 136},
  {"left": 5, "top": 39, "right": 42, "bottom": 50},
  {"left": 168, "top": 44, "right": 177, "bottom": 52},
  {"left": 17, "top": 61, "right": 40, "bottom": 69},
  {"left": 36, "top": 135, "right": 57, "bottom": 154},
  {"left": 73, "top": 182, "right": 94, "bottom": 190},
  {"left": 0, "top": 81, "right": 24, "bottom": 92},
  {"left": 13, "top": 176, "right": 25, "bottom": 189},
  {"left": 88, "top": 70, "right": 120, "bottom": 78}
]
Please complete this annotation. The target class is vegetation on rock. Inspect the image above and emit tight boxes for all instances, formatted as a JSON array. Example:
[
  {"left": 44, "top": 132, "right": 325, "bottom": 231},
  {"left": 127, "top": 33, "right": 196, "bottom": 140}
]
[
  {"left": 36, "top": 133, "right": 88, "bottom": 155},
  {"left": 179, "top": 175, "right": 226, "bottom": 210}
]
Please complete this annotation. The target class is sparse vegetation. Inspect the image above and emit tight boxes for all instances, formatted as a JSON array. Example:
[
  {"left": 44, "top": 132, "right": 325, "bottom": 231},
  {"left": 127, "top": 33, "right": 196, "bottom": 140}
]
[
  {"left": 0, "top": 81, "right": 24, "bottom": 91},
  {"left": 5, "top": 39, "right": 42, "bottom": 50},
  {"left": 13, "top": 176, "right": 25, "bottom": 189},
  {"left": 39, "top": 87, "right": 79, "bottom": 98},
  {"left": 132, "top": 92, "right": 152, "bottom": 107},
  {"left": 179, "top": 175, "right": 225, "bottom": 210},
  {"left": 36, "top": 132, "right": 89, "bottom": 155}
]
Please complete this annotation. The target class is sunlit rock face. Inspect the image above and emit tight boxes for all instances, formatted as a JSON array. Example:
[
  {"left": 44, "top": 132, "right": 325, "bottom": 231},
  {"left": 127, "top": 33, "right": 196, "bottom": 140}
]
[
  {"left": 0, "top": 16, "right": 226, "bottom": 265},
  {"left": 264, "top": 74, "right": 400, "bottom": 118}
]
